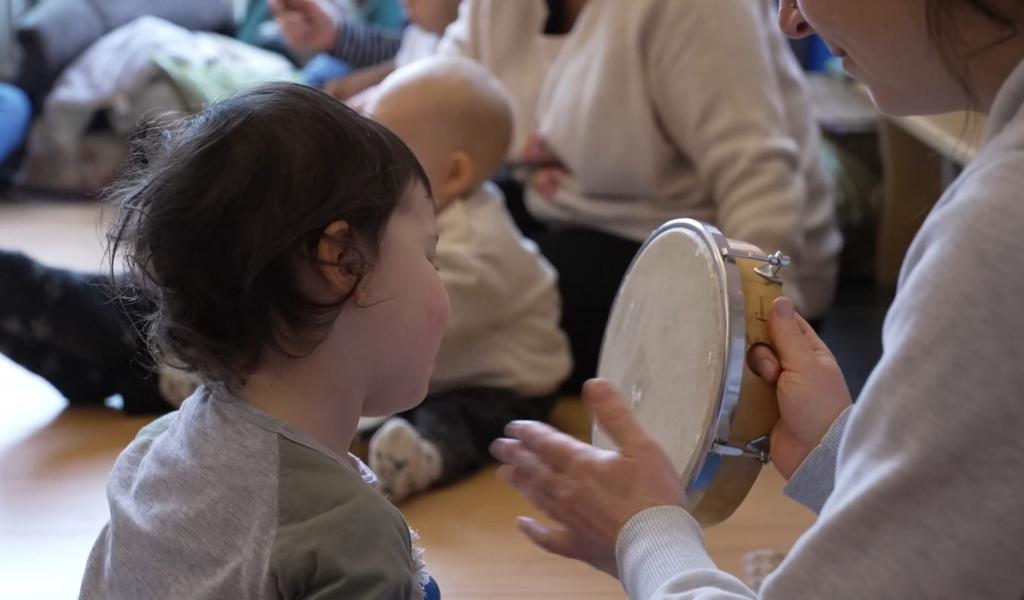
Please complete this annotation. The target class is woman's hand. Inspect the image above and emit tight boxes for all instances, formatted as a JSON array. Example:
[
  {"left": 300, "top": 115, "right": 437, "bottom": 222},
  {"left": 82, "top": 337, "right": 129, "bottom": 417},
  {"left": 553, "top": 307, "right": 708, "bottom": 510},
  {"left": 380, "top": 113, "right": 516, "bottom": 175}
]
[
  {"left": 490, "top": 380, "right": 684, "bottom": 577},
  {"left": 748, "top": 297, "right": 852, "bottom": 479},
  {"left": 521, "top": 132, "right": 571, "bottom": 199},
  {"left": 269, "top": 0, "right": 340, "bottom": 53}
]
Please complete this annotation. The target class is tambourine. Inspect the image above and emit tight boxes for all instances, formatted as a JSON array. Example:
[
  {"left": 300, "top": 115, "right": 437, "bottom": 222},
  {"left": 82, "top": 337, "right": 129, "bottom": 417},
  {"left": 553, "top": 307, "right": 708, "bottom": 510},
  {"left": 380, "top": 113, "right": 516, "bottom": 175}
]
[{"left": 594, "top": 219, "right": 788, "bottom": 525}]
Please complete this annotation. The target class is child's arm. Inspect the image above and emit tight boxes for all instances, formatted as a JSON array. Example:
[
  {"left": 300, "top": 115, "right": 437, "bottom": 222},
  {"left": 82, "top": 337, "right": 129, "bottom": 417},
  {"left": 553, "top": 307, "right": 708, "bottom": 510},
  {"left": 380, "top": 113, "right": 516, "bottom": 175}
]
[
  {"left": 324, "top": 61, "right": 396, "bottom": 101},
  {"left": 331, "top": 21, "right": 402, "bottom": 68}
]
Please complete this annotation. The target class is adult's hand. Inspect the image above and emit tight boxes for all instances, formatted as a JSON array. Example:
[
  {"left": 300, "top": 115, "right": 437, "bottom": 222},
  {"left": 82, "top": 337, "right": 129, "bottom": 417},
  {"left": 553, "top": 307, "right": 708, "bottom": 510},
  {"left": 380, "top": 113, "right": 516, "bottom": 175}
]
[
  {"left": 521, "top": 132, "right": 571, "bottom": 199},
  {"left": 748, "top": 297, "right": 852, "bottom": 479},
  {"left": 269, "top": 0, "right": 340, "bottom": 53},
  {"left": 490, "top": 379, "right": 683, "bottom": 577}
]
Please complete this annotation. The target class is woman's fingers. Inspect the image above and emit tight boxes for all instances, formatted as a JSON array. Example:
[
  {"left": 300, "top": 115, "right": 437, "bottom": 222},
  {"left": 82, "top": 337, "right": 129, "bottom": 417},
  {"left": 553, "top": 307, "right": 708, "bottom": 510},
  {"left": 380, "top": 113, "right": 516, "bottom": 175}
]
[
  {"left": 795, "top": 313, "right": 837, "bottom": 359},
  {"left": 499, "top": 420, "right": 591, "bottom": 473},
  {"left": 748, "top": 343, "right": 781, "bottom": 383},
  {"left": 516, "top": 517, "right": 575, "bottom": 557}
]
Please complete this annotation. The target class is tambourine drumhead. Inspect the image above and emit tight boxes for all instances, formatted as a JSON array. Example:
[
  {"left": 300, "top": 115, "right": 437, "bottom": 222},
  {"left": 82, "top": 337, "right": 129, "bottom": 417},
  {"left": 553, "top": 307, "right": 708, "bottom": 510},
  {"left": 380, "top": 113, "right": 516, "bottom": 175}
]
[{"left": 594, "top": 222, "right": 737, "bottom": 491}]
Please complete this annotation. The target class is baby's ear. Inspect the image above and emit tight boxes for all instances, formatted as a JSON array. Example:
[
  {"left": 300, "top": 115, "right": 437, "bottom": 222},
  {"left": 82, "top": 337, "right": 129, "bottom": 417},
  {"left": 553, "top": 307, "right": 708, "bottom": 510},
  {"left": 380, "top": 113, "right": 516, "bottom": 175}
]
[
  {"left": 442, "top": 150, "right": 476, "bottom": 199},
  {"left": 315, "top": 220, "right": 365, "bottom": 297}
]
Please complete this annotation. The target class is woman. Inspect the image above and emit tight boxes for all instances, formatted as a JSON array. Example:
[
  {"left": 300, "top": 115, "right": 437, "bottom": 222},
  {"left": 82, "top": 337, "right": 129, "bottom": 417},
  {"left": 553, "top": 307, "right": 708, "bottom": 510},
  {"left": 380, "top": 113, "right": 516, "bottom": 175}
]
[
  {"left": 492, "top": 1, "right": 1024, "bottom": 598},
  {"left": 439, "top": 0, "right": 841, "bottom": 390}
]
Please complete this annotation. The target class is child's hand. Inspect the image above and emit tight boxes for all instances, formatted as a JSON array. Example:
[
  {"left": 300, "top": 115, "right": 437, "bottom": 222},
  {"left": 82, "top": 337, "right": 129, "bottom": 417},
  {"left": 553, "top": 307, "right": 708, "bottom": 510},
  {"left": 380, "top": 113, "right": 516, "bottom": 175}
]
[
  {"left": 748, "top": 297, "right": 852, "bottom": 480},
  {"left": 269, "top": 0, "right": 340, "bottom": 53}
]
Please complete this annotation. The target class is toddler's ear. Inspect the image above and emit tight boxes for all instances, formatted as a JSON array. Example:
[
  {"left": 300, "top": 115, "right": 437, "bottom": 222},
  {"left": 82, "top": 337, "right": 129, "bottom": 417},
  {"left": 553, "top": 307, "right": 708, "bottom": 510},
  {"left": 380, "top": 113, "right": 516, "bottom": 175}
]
[{"left": 315, "top": 220, "right": 365, "bottom": 297}]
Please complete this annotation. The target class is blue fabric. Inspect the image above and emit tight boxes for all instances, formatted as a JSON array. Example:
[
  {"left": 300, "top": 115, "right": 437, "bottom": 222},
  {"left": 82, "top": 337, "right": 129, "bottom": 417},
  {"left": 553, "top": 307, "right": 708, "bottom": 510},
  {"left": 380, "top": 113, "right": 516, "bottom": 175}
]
[
  {"left": 423, "top": 575, "right": 441, "bottom": 600},
  {"left": 0, "top": 84, "right": 31, "bottom": 165},
  {"left": 687, "top": 453, "right": 721, "bottom": 494},
  {"left": 360, "top": 0, "right": 406, "bottom": 30},
  {"left": 790, "top": 35, "right": 836, "bottom": 72},
  {"left": 301, "top": 54, "right": 354, "bottom": 88}
]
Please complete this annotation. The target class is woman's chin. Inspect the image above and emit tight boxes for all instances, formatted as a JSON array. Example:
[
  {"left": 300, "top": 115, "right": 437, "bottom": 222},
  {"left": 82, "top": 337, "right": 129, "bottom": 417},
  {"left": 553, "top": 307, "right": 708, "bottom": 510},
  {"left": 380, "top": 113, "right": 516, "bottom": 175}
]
[{"left": 860, "top": 78, "right": 966, "bottom": 118}]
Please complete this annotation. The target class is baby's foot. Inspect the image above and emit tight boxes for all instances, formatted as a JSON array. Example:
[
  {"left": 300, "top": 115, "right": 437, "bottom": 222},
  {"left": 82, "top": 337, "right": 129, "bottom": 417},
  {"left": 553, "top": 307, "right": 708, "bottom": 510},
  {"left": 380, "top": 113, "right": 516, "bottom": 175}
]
[
  {"left": 741, "top": 548, "right": 787, "bottom": 591},
  {"left": 369, "top": 418, "right": 442, "bottom": 503}
]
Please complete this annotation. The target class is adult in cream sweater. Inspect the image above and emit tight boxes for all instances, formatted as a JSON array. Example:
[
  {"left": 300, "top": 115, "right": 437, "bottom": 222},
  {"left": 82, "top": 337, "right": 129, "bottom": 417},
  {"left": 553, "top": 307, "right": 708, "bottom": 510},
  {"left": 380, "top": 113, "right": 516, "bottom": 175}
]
[
  {"left": 492, "top": 1, "right": 1024, "bottom": 598},
  {"left": 439, "top": 0, "right": 841, "bottom": 388}
]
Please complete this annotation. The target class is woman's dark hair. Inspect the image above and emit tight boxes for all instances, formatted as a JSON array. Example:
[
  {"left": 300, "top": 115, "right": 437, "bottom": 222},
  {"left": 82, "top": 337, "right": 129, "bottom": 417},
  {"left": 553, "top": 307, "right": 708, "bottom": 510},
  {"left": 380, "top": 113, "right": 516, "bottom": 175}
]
[
  {"left": 106, "top": 82, "right": 430, "bottom": 390},
  {"left": 925, "top": 0, "right": 1021, "bottom": 104}
]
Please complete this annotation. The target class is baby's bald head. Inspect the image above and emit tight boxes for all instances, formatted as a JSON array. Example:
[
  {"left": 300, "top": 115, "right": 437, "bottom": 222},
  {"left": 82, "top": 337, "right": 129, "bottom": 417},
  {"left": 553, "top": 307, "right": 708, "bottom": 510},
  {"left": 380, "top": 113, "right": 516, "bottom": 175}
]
[{"left": 367, "top": 56, "right": 513, "bottom": 204}]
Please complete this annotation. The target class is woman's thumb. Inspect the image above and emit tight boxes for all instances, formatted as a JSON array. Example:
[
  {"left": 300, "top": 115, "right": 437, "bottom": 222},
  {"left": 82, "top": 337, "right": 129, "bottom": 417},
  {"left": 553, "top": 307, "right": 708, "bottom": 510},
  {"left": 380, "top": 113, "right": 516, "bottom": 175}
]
[{"left": 767, "top": 297, "right": 812, "bottom": 371}]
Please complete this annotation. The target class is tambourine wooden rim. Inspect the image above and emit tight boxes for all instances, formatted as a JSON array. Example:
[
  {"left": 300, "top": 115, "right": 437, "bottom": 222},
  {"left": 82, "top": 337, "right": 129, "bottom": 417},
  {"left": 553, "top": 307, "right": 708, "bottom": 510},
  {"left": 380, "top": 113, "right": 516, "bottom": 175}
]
[{"left": 595, "top": 218, "right": 784, "bottom": 526}]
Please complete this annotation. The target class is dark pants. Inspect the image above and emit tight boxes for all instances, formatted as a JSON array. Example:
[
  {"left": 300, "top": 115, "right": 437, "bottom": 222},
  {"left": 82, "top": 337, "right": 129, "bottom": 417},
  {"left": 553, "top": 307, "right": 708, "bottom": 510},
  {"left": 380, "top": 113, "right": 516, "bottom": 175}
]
[
  {"left": 399, "top": 387, "right": 555, "bottom": 485},
  {"left": 496, "top": 176, "right": 642, "bottom": 393},
  {"left": 0, "top": 250, "right": 170, "bottom": 414}
]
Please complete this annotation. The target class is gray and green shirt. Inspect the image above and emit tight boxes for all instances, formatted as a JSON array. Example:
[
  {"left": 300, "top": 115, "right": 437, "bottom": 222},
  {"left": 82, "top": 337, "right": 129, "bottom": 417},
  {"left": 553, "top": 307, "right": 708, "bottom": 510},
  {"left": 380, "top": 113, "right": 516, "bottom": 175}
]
[{"left": 80, "top": 388, "right": 431, "bottom": 599}]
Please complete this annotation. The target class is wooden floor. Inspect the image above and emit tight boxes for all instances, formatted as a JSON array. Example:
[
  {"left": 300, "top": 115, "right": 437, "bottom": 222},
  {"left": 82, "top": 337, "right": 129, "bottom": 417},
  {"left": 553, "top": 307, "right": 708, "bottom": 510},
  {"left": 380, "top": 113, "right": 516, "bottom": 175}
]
[{"left": 0, "top": 196, "right": 816, "bottom": 599}]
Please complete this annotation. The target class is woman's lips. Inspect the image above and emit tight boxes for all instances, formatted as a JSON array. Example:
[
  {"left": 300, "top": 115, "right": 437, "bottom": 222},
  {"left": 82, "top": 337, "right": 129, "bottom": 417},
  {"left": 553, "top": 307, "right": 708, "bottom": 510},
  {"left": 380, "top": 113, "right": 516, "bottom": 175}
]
[{"left": 827, "top": 44, "right": 849, "bottom": 58}]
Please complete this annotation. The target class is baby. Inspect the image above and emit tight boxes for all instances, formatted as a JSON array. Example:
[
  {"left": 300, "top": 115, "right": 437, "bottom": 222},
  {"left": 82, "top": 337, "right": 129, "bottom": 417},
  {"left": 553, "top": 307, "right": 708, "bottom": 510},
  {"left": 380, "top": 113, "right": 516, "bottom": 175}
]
[{"left": 365, "top": 56, "right": 572, "bottom": 501}]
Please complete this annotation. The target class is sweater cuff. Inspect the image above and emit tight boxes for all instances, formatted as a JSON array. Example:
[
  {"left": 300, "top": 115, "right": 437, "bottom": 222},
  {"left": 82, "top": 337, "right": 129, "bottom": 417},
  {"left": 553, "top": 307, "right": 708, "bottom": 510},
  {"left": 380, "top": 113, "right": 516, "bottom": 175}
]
[
  {"left": 616, "top": 505, "right": 716, "bottom": 600},
  {"left": 783, "top": 405, "right": 851, "bottom": 513},
  {"left": 331, "top": 20, "right": 402, "bottom": 68}
]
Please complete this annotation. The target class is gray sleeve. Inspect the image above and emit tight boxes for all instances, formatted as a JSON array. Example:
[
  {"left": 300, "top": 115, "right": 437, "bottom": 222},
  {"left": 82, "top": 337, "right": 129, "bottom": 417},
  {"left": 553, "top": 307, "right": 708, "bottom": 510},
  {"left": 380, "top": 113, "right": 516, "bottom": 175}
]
[
  {"left": 134, "top": 411, "right": 179, "bottom": 440},
  {"left": 616, "top": 160, "right": 1024, "bottom": 599},
  {"left": 756, "top": 169, "right": 1024, "bottom": 599},
  {"left": 271, "top": 438, "right": 420, "bottom": 599},
  {"left": 330, "top": 20, "right": 404, "bottom": 68},
  {"left": 613, "top": 409, "right": 849, "bottom": 599},
  {"left": 782, "top": 406, "right": 851, "bottom": 513},
  {"left": 617, "top": 506, "right": 756, "bottom": 600}
]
